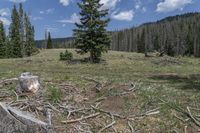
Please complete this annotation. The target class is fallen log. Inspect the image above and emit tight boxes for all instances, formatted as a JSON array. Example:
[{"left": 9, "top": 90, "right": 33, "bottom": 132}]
[
  {"left": 0, "top": 102, "right": 55, "bottom": 133},
  {"left": 0, "top": 78, "right": 18, "bottom": 87}
]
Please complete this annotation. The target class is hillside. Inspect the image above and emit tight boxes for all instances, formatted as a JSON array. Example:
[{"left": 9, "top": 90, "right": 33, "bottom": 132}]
[
  {"left": 36, "top": 12, "right": 200, "bottom": 57},
  {"left": 35, "top": 37, "right": 75, "bottom": 49},
  {"left": 111, "top": 12, "right": 200, "bottom": 57},
  {"left": 0, "top": 49, "right": 200, "bottom": 132}
]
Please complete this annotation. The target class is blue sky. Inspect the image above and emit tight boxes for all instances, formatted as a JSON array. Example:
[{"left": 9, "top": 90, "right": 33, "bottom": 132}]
[{"left": 0, "top": 0, "right": 200, "bottom": 40}]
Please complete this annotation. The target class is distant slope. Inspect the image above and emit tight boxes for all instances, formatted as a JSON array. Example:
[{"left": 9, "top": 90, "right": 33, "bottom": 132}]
[
  {"left": 111, "top": 12, "right": 200, "bottom": 57},
  {"left": 35, "top": 37, "right": 75, "bottom": 49},
  {"left": 36, "top": 12, "right": 200, "bottom": 57}
]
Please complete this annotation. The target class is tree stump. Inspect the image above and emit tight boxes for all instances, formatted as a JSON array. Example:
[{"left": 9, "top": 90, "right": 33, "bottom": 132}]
[
  {"left": 17, "top": 72, "right": 40, "bottom": 94},
  {"left": 0, "top": 103, "right": 55, "bottom": 133}
]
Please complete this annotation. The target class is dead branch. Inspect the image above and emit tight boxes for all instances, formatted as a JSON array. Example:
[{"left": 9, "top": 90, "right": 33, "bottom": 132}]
[
  {"left": 13, "top": 90, "right": 19, "bottom": 101},
  {"left": 98, "top": 115, "right": 116, "bottom": 133},
  {"left": 61, "top": 112, "right": 100, "bottom": 124},
  {"left": 91, "top": 105, "right": 125, "bottom": 119},
  {"left": 174, "top": 114, "right": 189, "bottom": 123},
  {"left": 128, "top": 121, "right": 134, "bottom": 133},
  {"left": 187, "top": 107, "right": 200, "bottom": 127},
  {"left": 46, "top": 102, "right": 60, "bottom": 113},
  {"left": 82, "top": 77, "right": 104, "bottom": 92},
  {"left": 0, "top": 78, "right": 18, "bottom": 85},
  {"left": 160, "top": 99, "right": 200, "bottom": 127}
]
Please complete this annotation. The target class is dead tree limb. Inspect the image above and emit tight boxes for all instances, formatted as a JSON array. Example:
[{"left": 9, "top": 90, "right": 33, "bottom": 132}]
[
  {"left": 98, "top": 115, "right": 116, "bottom": 133},
  {"left": 91, "top": 105, "right": 125, "bottom": 119},
  {"left": 61, "top": 112, "right": 100, "bottom": 124},
  {"left": 187, "top": 107, "right": 200, "bottom": 127},
  {"left": 0, "top": 78, "right": 18, "bottom": 85}
]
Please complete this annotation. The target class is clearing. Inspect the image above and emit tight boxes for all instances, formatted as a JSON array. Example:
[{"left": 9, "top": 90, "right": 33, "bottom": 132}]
[{"left": 0, "top": 49, "right": 200, "bottom": 132}]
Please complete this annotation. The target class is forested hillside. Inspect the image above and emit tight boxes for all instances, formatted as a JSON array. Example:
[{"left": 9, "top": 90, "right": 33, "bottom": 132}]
[
  {"left": 111, "top": 12, "right": 200, "bottom": 57},
  {"left": 37, "top": 12, "right": 200, "bottom": 57},
  {"left": 35, "top": 37, "right": 74, "bottom": 49}
]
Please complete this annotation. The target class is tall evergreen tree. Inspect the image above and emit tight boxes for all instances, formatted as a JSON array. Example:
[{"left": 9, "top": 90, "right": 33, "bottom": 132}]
[
  {"left": 9, "top": 5, "right": 22, "bottom": 58},
  {"left": 0, "top": 21, "right": 6, "bottom": 58},
  {"left": 47, "top": 32, "right": 53, "bottom": 49},
  {"left": 19, "top": 3, "right": 25, "bottom": 57},
  {"left": 74, "top": 0, "right": 111, "bottom": 63},
  {"left": 24, "top": 13, "right": 35, "bottom": 56}
]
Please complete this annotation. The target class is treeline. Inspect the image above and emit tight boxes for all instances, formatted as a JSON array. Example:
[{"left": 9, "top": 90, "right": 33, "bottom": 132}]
[
  {"left": 35, "top": 37, "right": 74, "bottom": 49},
  {"left": 35, "top": 12, "right": 200, "bottom": 57},
  {"left": 0, "top": 4, "right": 36, "bottom": 59},
  {"left": 111, "top": 12, "right": 200, "bottom": 57}
]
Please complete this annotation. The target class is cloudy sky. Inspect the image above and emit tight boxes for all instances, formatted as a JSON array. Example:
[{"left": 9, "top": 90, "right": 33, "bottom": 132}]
[{"left": 0, "top": 0, "right": 200, "bottom": 40}]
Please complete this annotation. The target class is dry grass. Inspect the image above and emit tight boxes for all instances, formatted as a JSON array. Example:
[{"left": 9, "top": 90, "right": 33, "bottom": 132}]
[{"left": 0, "top": 49, "right": 200, "bottom": 132}]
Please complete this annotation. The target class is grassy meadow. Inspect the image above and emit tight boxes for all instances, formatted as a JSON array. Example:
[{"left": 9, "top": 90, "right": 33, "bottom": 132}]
[{"left": 0, "top": 49, "right": 200, "bottom": 132}]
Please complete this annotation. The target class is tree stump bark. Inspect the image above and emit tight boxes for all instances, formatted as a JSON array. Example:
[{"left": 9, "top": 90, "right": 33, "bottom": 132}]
[
  {"left": 0, "top": 102, "right": 55, "bottom": 133},
  {"left": 17, "top": 72, "right": 40, "bottom": 93}
]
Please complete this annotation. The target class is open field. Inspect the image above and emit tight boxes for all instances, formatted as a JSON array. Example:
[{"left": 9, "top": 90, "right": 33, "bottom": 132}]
[{"left": 0, "top": 49, "right": 200, "bottom": 132}]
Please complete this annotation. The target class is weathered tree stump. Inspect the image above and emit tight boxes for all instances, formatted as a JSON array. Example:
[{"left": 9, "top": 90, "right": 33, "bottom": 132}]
[
  {"left": 17, "top": 72, "right": 40, "bottom": 94},
  {"left": 0, "top": 103, "right": 55, "bottom": 133}
]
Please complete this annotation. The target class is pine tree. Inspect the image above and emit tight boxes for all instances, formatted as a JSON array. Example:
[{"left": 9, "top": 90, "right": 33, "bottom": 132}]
[
  {"left": 137, "top": 29, "right": 145, "bottom": 53},
  {"left": 24, "top": 13, "right": 35, "bottom": 56},
  {"left": 47, "top": 32, "right": 53, "bottom": 49},
  {"left": 74, "top": 0, "right": 111, "bottom": 63},
  {"left": 0, "top": 21, "right": 6, "bottom": 58},
  {"left": 19, "top": 3, "right": 25, "bottom": 57},
  {"left": 9, "top": 5, "right": 22, "bottom": 58}
]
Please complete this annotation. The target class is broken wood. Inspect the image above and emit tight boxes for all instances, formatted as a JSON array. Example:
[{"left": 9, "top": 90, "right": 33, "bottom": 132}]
[
  {"left": 61, "top": 112, "right": 100, "bottom": 124},
  {"left": 17, "top": 72, "right": 40, "bottom": 94},
  {"left": 0, "top": 102, "right": 55, "bottom": 133},
  {"left": 98, "top": 120, "right": 115, "bottom": 133},
  {"left": 0, "top": 78, "right": 18, "bottom": 86}
]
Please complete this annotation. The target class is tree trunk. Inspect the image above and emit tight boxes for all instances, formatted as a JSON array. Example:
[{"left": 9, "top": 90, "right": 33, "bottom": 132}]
[
  {"left": 0, "top": 103, "right": 55, "bottom": 133},
  {"left": 17, "top": 72, "right": 40, "bottom": 94}
]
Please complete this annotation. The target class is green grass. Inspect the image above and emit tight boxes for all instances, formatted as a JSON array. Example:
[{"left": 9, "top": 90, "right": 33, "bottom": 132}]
[{"left": 0, "top": 49, "right": 200, "bottom": 132}]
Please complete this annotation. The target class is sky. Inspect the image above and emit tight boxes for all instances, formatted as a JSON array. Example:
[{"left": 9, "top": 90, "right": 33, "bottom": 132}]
[{"left": 0, "top": 0, "right": 200, "bottom": 40}]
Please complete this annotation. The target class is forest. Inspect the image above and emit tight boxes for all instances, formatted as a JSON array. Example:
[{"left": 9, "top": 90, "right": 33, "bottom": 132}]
[
  {"left": 36, "top": 12, "right": 200, "bottom": 57},
  {"left": 111, "top": 12, "right": 200, "bottom": 57}
]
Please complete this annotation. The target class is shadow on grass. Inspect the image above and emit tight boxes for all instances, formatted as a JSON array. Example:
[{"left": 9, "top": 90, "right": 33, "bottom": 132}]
[{"left": 148, "top": 73, "right": 200, "bottom": 90}]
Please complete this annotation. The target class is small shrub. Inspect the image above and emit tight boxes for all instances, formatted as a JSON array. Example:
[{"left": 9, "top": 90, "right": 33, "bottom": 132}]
[
  {"left": 60, "top": 50, "right": 73, "bottom": 61},
  {"left": 47, "top": 86, "right": 62, "bottom": 103}
]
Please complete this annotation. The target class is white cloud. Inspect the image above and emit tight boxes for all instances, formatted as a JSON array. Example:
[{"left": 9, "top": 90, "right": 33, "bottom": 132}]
[
  {"left": 0, "top": 17, "right": 11, "bottom": 25},
  {"left": 156, "top": 0, "right": 193, "bottom": 13},
  {"left": 142, "top": 7, "right": 147, "bottom": 12},
  {"left": 62, "top": 24, "right": 66, "bottom": 27},
  {"left": 100, "top": 0, "right": 120, "bottom": 10},
  {"left": 134, "top": 0, "right": 142, "bottom": 10},
  {"left": 59, "top": 0, "right": 70, "bottom": 6},
  {"left": 44, "top": 25, "right": 58, "bottom": 33},
  {"left": 0, "top": 8, "right": 10, "bottom": 17},
  {"left": 111, "top": 10, "right": 134, "bottom": 21},
  {"left": 134, "top": 0, "right": 147, "bottom": 12},
  {"left": 8, "top": 0, "right": 27, "bottom": 3},
  {"left": 58, "top": 13, "right": 80, "bottom": 24},
  {"left": 40, "top": 8, "right": 54, "bottom": 14}
]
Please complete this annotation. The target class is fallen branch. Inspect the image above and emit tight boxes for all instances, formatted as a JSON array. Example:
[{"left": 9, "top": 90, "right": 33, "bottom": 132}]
[
  {"left": 91, "top": 105, "right": 125, "bottom": 119},
  {"left": 128, "top": 121, "right": 134, "bottom": 133},
  {"left": 98, "top": 115, "right": 116, "bottom": 133},
  {"left": 160, "top": 99, "right": 200, "bottom": 127},
  {"left": 0, "top": 78, "right": 18, "bottom": 85},
  {"left": 13, "top": 90, "right": 19, "bottom": 101},
  {"left": 61, "top": 112, "right": 100, "bottom": 124},
  {"left": 187, "top": 107, "right": 200, "bottom": 127},
  {"left": 174, "top": 114, "right": 189, "bottom": 123}
]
